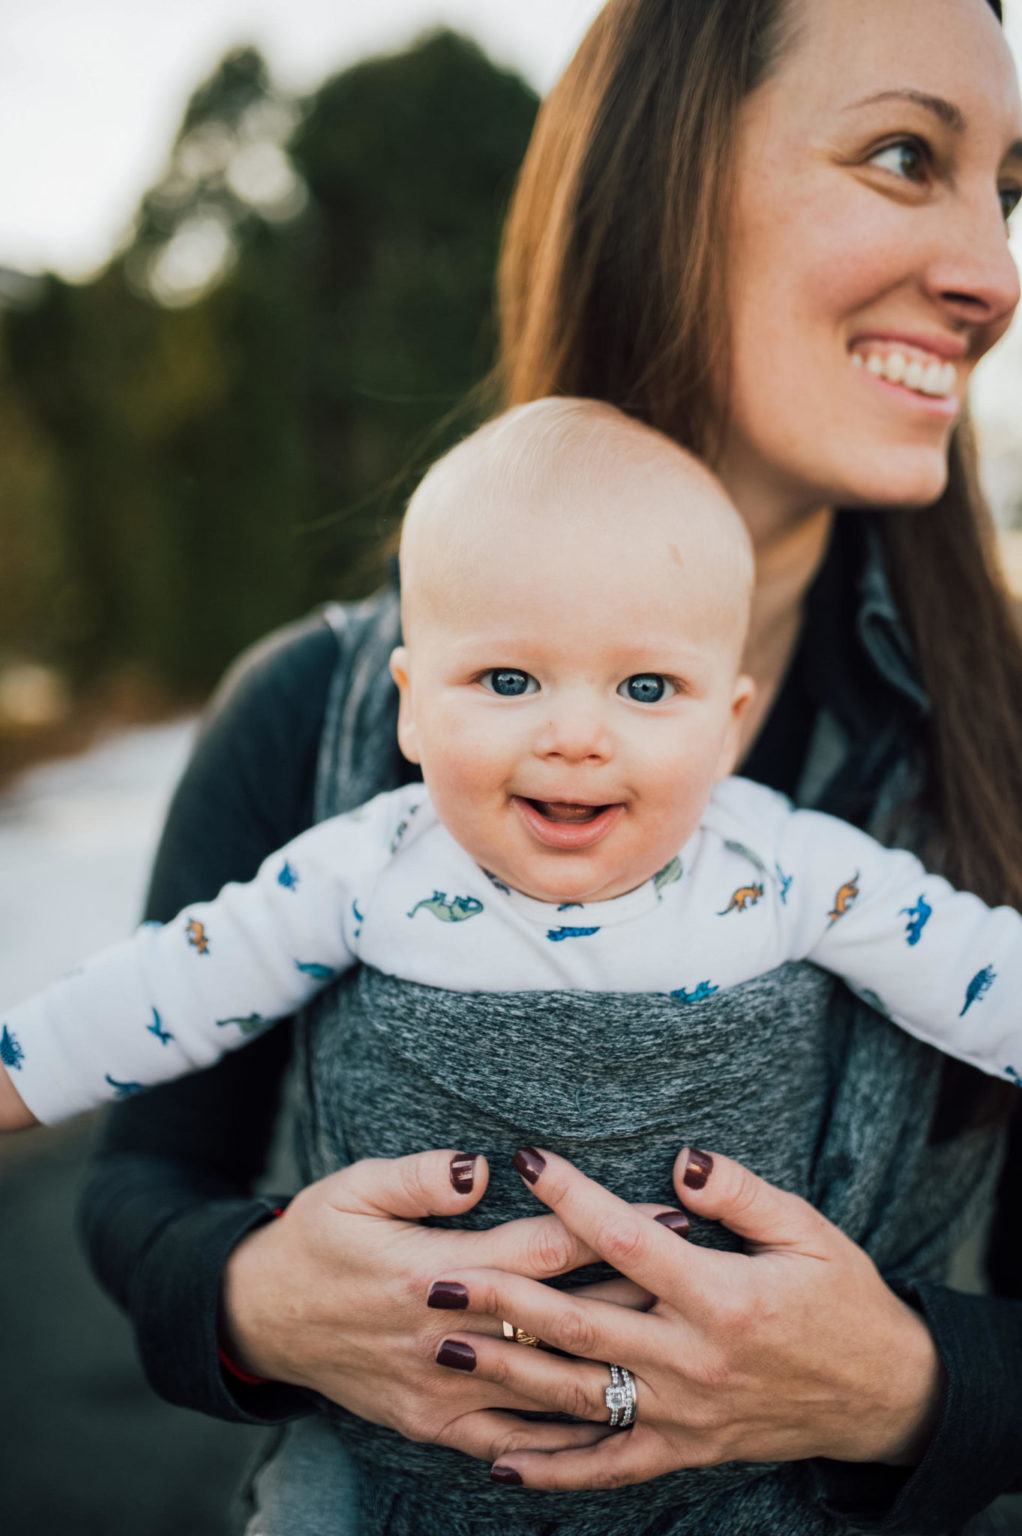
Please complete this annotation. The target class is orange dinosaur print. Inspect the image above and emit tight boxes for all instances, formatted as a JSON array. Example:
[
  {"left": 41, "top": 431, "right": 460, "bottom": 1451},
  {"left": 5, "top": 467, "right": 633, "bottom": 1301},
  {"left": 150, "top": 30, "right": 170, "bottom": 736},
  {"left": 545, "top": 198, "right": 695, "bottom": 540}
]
[
  {"left": 718, "top": 882, "right": 764, "bottom": 916},
  {"left": 185, "top": 918, "right": 210, "bottom": 955},
  {"left": 828, "top": 873, "right": 860, "bottom": 925}
]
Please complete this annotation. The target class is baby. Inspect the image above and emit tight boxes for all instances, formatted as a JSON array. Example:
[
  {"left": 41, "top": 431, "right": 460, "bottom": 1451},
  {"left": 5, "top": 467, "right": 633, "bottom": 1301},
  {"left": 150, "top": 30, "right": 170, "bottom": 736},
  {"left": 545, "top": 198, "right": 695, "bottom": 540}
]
[{"left": 2, "top": 396, "right": 1021, "bottom": 1131}]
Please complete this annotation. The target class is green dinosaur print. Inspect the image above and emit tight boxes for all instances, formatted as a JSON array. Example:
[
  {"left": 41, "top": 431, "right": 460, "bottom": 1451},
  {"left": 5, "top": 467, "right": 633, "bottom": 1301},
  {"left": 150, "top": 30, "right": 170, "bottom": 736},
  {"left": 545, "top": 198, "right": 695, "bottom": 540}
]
[
  {"left": 407, "top": 891, "right": 484, "bottom": 923},
  {"left": 216, "top": 1013, "right": 267, "bottom": 1036},
  {"left": 854, "top": 987, "right": 891, "bottom": 1019},
  {"left": 653, "top": 856, "right": 683, "bottom": 899},
  {"left": 723, "top": 839, "right": 769, "bottom": 876}
]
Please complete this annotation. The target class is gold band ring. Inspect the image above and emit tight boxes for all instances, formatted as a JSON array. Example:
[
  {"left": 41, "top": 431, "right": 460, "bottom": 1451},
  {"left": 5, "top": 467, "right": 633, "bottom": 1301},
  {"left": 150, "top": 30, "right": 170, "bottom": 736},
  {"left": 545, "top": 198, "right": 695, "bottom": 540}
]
[{"left": 502, "top": 1320, "right": 542, "bottom": 1347}]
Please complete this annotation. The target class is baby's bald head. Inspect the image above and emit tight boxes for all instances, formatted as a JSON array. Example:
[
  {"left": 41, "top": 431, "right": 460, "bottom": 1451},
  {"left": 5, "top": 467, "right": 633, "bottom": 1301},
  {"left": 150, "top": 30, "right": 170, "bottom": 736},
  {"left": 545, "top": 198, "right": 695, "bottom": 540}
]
[{"left": 398, "top": 398, "right": 754, "bottom": 663}]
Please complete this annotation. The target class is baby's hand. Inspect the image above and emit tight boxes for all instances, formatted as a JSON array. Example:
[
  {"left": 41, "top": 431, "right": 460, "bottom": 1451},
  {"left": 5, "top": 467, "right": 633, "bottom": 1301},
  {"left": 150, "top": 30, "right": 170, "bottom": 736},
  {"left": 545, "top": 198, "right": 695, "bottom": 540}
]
[{"left": 0, "top": 1062, "right": 38, "bottom": 1132}]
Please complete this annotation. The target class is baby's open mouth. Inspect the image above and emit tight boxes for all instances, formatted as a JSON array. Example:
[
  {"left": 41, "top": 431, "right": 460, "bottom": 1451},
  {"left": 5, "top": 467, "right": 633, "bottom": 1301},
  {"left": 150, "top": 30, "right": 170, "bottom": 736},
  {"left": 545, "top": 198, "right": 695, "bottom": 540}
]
[
  {"left": 527, "top": 799, "right": 611, "bottom": 824},
  {"left": 513, "top": 796, "right": 624, "bottom": 850}
]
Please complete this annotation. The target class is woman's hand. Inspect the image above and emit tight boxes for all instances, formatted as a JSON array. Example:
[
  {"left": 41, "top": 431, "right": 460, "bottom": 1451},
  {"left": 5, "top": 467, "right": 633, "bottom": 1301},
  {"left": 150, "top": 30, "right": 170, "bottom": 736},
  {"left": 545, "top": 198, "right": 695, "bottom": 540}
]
[
  {"left": 220, "top": 1147, "right": 658, "bottom": 1463},
  {"left": 428, "top": 1146, "right": 945, "bottom": 1490}
]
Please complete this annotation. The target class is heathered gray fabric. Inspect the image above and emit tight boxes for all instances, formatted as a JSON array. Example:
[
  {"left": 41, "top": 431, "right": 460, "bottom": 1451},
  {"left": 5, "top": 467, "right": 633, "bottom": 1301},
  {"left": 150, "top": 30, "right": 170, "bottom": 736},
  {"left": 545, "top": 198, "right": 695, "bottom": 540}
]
[{"left": 272, "top": 590, "right": 1004, "bottom": 1536}]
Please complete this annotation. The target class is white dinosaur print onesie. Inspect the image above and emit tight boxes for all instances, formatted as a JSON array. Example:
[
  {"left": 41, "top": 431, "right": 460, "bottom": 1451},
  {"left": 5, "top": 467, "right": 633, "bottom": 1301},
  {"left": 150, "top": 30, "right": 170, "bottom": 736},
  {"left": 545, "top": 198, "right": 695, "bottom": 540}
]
[{"left": 4, "top": 777, "right": 1021, "bottom": 1124}]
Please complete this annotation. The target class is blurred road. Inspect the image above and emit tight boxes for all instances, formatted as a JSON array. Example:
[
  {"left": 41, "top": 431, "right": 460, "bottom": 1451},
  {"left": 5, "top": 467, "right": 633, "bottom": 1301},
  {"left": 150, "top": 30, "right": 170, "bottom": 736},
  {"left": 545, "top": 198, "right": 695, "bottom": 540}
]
[{"left": 0, "top": 721, "right": 263, "bottom": 1536}]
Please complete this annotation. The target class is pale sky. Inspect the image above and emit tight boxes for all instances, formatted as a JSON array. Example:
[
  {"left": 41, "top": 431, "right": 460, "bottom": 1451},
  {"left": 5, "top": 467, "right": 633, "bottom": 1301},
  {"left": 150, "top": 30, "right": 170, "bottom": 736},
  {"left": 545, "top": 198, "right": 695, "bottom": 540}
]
[
  {"left": 0, "top": 0, "right": 1020, "bottom": 492},
  {"left": 0, "top": 0, "right": 604, "bottom": 280}
]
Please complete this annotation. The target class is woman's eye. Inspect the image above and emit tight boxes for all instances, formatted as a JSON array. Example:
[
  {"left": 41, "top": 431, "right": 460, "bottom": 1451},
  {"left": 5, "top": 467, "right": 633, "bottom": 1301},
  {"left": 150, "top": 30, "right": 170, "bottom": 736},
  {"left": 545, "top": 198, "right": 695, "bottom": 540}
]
[
  {"left": 999, "top": 185, "right": 1022, "bottom": 223},
  {"left": 481, "top": 668, "right": 538, "bottom": 697},
  {"left": 618, "top": 673, "right": 675, "bottom": 704},
  {"left": 868, "top": 138, "right": 930, "bottom": 184}
]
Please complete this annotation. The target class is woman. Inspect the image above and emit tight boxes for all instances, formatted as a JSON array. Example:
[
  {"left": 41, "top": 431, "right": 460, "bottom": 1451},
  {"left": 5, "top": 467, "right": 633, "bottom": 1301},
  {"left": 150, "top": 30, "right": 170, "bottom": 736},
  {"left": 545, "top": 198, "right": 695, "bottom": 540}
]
[{"left": 83, "top": 0, "right": 1022, "bottom": 1530}]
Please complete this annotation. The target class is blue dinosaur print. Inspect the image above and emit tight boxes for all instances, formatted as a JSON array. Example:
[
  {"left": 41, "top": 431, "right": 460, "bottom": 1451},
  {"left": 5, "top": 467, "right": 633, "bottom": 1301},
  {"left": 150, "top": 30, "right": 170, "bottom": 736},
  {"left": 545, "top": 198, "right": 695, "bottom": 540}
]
[
  {"left": 390, "top": 804, "right": 420, "bottom": 855},
  {"left": 105, "top": 1074, "right": 144, "bottom": 1099},
  {"left": 775, "top": 864, "right": 793, "bottom": 904},
  {"left": 558, "top": 902, "right": 583, "bottom": 912},
  {"left": 1, "top": 1025, "right": 24, "bottom": 1071},
  {"left": 217, "top": 1013, "right": 266, "bottom": 1036},
  {"left": 295, "top": 961, "right": 337, "bottom": 981},
  {"left": 1006, "top": 1066, "right": 1022, "bottom": 1088},
  {"left": 482, "top": 869, "right": 512, "bottom": 896},
  {"left": 407, "top": 892, "right": 484, "bottom": 923},
  {"left": 547, "top": 926, "right": 601, "bottom": 942},
  {"left": 653, "top": 856, "right": 683, "bottom": 900},
  {"left": 670, "top": 981, "right": 719, "bottom": 1005},
  {"left": 352, "top": 900, "right": 364, "bottom": 939},
  {"left": 146, "top": 1008, "right": 173, "bottom": 1045},
  {"left": 900, "top": 894, "right": 932, "bottom": 947},
  {"left": 961, "top": 965, "right": 996, "bottom": 1016},
  {"left": 277, "top": 860, "right": 299, "bottom": 892}
]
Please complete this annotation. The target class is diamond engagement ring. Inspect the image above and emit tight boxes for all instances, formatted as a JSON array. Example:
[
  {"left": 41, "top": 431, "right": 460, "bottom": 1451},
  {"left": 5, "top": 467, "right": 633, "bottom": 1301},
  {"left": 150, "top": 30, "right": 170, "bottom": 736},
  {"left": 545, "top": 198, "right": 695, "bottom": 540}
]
[{"left": 604, "top": 1364, "right": 637, "bottom": 1428}]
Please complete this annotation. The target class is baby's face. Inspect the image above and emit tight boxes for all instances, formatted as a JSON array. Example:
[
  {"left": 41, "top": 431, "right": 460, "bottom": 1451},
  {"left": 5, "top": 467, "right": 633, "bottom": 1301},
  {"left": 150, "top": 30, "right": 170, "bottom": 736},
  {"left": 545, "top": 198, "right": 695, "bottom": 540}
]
[{"left": 391, "top": 433, "right": 753, "bottom": 905}]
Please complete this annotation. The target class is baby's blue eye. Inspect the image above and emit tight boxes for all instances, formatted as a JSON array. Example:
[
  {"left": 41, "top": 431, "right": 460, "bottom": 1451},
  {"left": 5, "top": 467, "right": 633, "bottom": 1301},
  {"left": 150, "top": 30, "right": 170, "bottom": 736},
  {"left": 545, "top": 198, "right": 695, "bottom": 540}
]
[
  {"left": 482, "top": 668, "right": 537, "bottom": 697},
  {"left": 1000, "top": 185, "right": 1022, "bottom": 223},
  {"left": 619, "top": 674, "right": 673, "bottom": 704}
]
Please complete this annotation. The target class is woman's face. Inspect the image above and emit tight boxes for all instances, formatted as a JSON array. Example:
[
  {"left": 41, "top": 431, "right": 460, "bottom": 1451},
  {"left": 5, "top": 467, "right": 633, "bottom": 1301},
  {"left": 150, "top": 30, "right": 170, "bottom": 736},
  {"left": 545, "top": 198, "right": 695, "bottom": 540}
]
[{"left": 719, "top": 0, "right": 1022, "bottom": 526}]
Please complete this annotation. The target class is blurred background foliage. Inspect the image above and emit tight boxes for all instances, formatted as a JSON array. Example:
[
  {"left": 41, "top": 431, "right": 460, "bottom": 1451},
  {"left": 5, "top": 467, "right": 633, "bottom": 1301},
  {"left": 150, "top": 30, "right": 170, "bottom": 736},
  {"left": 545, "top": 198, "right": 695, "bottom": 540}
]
[{"left": 0, "top": 29, "right": 536, "bottom": 755}]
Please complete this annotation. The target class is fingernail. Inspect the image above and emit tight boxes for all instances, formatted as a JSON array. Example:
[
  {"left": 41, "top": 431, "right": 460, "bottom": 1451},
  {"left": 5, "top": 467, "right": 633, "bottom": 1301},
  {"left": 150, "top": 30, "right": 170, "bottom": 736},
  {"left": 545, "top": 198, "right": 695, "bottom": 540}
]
[
  {"left": 655, "top": 1209, "right": 691, "bottom": 1237},
  {"left": 683, "top": 1149, "right": 713, "bottom": 1190},
  {"left": 512, "top": 1146, "right": 546, "bottom": 1185},
  {"left": 450, "top": 1153, "right": 476, "bottom": 1194},
  {"left": 490, "top": 1465, "right": 523, "bottom": 1486},
  {"left": 436, "top": 1339, "right": 476, "bottom": 1372},
  {"left": 427, "top": 1281, "right": 469, "bottom": 1310}
]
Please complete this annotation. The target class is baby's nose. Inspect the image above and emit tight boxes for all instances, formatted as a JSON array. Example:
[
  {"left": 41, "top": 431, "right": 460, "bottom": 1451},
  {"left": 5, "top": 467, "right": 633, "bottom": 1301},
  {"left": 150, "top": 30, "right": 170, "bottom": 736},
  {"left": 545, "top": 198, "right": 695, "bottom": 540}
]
[{"left": 534, "top": 706, "right": 614, "bottom": 763}]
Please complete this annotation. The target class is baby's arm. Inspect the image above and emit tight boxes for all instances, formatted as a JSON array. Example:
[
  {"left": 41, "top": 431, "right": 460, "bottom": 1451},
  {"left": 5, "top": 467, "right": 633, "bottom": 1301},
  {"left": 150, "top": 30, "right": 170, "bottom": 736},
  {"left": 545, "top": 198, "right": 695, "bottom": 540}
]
[
  {"left": 0, "top": 788, "right": 408, "bottom": 1128},
  {"left": 779, "top": 807, "right": 1022, "bottom": 1083}
]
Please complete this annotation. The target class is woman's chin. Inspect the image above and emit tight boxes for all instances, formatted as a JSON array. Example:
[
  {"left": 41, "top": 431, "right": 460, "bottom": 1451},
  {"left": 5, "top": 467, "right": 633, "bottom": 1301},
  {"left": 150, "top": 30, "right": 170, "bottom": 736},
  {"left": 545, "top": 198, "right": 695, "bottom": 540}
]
[{"left": 836, "top": 450, "right": 951, "bottom": 512}]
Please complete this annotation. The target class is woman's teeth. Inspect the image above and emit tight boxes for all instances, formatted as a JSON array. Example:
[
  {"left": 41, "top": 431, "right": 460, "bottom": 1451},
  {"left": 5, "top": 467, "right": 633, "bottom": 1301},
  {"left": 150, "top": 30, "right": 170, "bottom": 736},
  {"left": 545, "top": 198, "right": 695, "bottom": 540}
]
[{"left": 851, "top": 350, "right": 957, "bottom": 398}]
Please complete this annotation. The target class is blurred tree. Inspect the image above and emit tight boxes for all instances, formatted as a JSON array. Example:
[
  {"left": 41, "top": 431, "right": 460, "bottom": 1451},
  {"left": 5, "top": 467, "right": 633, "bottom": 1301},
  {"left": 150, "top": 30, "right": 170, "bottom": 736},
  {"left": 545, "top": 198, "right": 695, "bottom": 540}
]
[{"left": 1, "top": 31, "right": 537, "bottom": 697}]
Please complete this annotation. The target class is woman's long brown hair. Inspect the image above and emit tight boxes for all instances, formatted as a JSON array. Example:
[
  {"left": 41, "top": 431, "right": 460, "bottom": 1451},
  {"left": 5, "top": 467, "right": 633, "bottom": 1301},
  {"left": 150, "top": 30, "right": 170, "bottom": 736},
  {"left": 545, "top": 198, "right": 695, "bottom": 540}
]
[{"left": 496, "top": 0, "right": 1020, "bottom": 1132}]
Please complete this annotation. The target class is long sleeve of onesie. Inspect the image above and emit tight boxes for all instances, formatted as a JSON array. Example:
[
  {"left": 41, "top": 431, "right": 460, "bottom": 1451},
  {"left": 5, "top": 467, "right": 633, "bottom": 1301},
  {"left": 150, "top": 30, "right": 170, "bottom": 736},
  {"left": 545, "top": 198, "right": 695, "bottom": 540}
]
[
  {"left": 1, "top": 787, "right": 412, "bottom": 1124},
  {"left": 773, "top": 799, "right": 1022, "bottom": 1085}
]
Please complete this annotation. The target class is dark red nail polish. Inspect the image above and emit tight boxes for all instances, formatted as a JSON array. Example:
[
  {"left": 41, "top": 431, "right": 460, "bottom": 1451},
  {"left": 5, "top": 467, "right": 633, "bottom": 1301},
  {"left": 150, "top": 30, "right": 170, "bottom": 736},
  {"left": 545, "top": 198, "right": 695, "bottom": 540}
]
[
  {"left": 513, "top": 1146, "right": 546, "bottom": 1185},
  {"left": 427, "top": 1281, "right": 469, "bottom": 1310},
  {"left": 450, "top": 1153, "right": 476, "bottom": 1194},
  {"left": 655, "top": 1209, "right": 691, "bottom": 1237},
  {"left": 490, "top": 1465, "right": 523, "bottom": 1486},
  {"left": 683, "top": 1149, "right": 713, "bottom": 1190},
  {"left": 436, "top": 1339, "right": 476, "bottom": 1371}
]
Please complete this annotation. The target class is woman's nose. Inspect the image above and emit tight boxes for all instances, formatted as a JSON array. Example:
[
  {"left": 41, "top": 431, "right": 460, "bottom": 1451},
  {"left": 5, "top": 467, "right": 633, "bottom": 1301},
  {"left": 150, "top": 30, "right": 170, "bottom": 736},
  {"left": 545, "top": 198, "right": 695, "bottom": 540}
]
[{"left": 925, "top": 193, "right": 1021, "bottom": 334}]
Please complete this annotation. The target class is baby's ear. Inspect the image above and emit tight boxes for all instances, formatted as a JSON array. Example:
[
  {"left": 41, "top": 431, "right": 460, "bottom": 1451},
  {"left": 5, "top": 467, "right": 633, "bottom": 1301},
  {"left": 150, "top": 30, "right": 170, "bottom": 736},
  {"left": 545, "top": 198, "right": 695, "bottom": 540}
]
[
  {"left": 389, "top": 646, "right": 421, "bottom": 765},
  {"left": 715, "top": 673, "right": 755, "bottom": 781}
]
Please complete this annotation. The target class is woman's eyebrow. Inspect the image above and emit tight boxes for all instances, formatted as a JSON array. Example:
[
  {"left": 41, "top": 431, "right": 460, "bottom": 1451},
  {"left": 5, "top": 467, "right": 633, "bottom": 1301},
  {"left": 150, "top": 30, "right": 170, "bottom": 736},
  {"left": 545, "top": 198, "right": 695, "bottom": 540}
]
[
  {"left": 844, "top": 88, "right": 1022, "bottom": 166},
  {"left": 845, "top": 88, "right": 965, "bottom": 132}
]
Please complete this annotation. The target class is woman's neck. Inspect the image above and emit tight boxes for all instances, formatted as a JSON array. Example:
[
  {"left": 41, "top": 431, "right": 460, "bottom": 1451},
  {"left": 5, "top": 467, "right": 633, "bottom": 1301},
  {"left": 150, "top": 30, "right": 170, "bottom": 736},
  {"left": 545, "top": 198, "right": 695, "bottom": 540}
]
[{"left": 735, "top": 504, "right": 834, "bottom": 762}]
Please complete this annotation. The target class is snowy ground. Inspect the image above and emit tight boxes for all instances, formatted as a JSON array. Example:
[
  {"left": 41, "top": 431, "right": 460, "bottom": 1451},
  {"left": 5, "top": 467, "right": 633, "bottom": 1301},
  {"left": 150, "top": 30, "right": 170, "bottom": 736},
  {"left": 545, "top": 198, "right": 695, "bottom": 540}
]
[{"left": 0, "top": 717, "right": 197, "bottom": 1007}]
